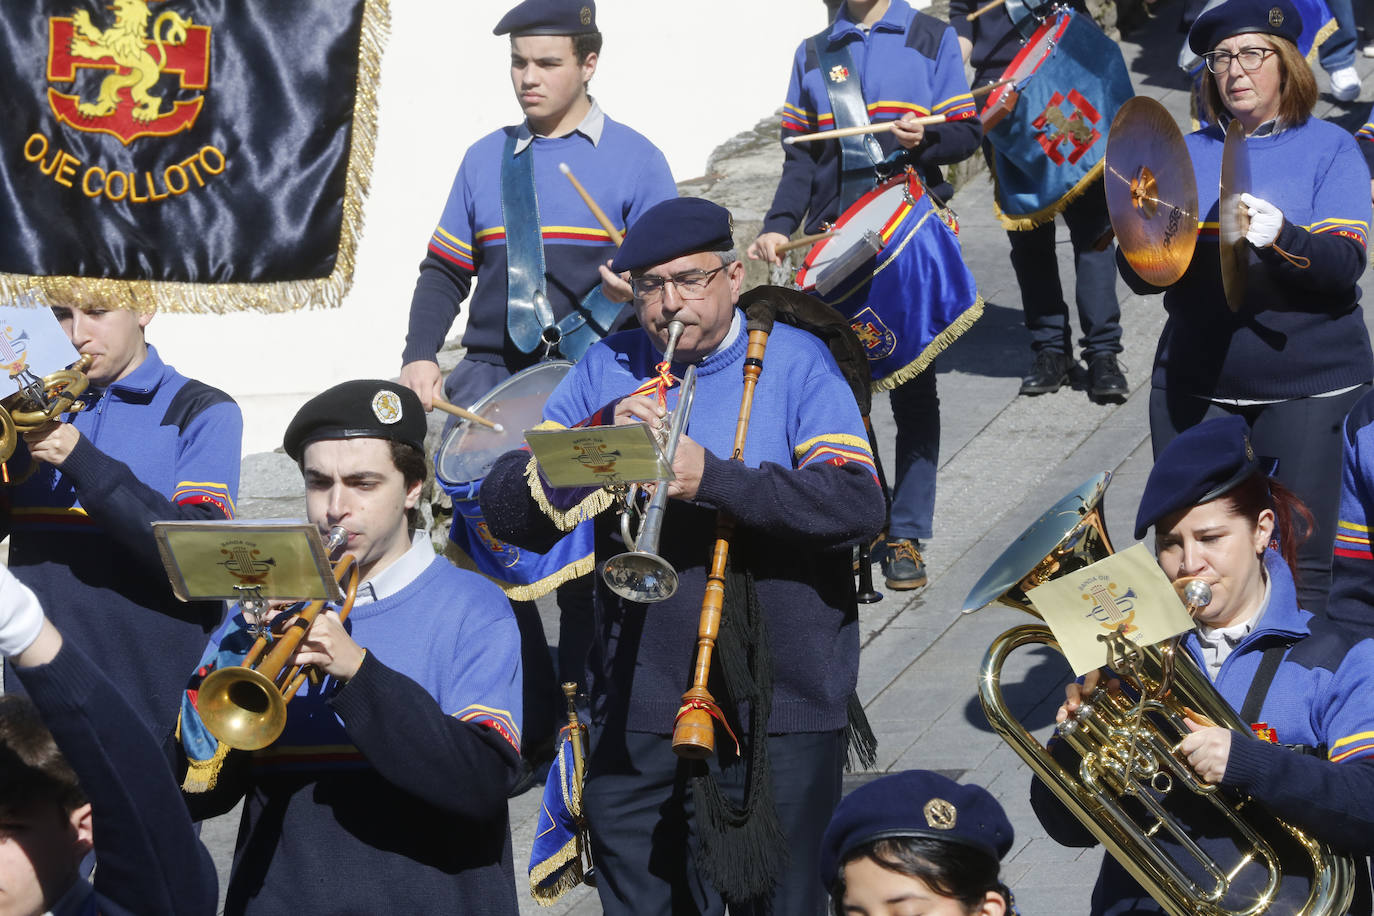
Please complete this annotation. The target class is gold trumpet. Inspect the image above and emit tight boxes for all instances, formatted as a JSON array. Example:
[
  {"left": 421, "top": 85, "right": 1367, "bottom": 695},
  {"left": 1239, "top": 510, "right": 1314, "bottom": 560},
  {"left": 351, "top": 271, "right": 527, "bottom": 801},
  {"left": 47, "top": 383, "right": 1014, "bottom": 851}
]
[
  {"left": 197, "top": 526, "right": 360, "bottom": 751},
  {"left": 0, "top": 355, "right": 94, "bottom": 481},
  {"left": 966, "top": 472, "right": 1354, "bottom": 916}
]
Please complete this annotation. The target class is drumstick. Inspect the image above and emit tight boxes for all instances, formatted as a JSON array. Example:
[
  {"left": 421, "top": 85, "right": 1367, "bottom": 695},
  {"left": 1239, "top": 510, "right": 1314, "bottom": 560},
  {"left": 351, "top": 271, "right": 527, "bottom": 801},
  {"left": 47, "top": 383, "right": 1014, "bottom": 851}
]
[
  {"left": 432, "top": 397, "right": 505, "bottom": 433},
  {"left": 558, "top": 163, "right": 624, "bottom": 246},
  {"left": 782, "top": 81, "right": 1011, "bottom": 146},
  {"left": 965, "top": 0, "right": 1008, "bottom": 22},
  {"left": 775, "top": 230, "right": 837, "bottom": 255}
]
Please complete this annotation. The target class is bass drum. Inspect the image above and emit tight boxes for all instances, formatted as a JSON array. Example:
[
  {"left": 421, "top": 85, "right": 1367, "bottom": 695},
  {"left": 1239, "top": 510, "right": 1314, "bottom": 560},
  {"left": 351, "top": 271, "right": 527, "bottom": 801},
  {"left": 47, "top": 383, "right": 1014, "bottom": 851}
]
[{"left": 436, "top": 360, "right": 592, "bottom": 600}]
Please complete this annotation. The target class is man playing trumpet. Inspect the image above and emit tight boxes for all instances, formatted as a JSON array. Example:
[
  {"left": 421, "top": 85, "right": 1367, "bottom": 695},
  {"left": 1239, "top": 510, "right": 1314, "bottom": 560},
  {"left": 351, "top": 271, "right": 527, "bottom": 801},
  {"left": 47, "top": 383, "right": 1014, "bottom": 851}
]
[
  {"left": 179, "top": 381, "right": 524, "bottom": 915},
  {"left": 482, "top": 197, "right": 885, "bottom": 915}
]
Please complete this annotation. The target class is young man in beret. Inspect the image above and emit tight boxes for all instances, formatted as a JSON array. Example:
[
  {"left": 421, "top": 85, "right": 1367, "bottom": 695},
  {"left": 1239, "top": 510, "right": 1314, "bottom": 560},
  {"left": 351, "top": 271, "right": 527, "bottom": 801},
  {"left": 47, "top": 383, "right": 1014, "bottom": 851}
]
[
  {"left": 400, "top": 0, "right": 676, "bottom": 758},
  {"left": 482, "top": 197, "right": 886, "bottom": 915},
  {"left": 1, "top": 300, "right": 241, "bottom": 749},
  {"left": 180, "top": 381, "right": 523, "bottom": 915}
]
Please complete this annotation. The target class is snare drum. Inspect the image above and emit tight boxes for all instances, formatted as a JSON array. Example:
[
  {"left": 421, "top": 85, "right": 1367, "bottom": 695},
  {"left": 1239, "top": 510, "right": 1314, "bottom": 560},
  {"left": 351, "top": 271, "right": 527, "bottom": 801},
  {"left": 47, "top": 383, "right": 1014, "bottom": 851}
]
[
  {"left": 436, "top": 360, "right": 592, "bottom": 599},
  {"left": 981, "top": 9, "right": 1134, "bottom": 227},
  {"left": 794, "top": 171, "right": 981, "bottom": 392}
]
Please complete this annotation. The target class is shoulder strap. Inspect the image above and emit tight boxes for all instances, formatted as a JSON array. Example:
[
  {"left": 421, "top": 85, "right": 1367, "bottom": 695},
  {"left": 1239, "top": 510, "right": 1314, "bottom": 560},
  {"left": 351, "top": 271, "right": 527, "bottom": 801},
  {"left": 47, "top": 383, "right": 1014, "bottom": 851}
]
[
  {"left": 1239, "top": 641, "right": 1289, "bottom": 724},
  {"left": 500, "top": 133, "right": 556, "bottom": 354},
  {"left": 808, "top": 26, "right": 883, "bottom": 210}
]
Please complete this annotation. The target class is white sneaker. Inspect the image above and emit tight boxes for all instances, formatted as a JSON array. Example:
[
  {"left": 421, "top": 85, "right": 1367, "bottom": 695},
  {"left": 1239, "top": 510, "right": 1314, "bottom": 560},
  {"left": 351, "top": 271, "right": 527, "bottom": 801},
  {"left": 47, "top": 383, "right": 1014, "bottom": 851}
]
[
  {"left": 1363, "top": 43, "right": 1374, "bottom": 58},
  {"left": 1330, "top": 66, "right": 1362, "bottom": 102}
]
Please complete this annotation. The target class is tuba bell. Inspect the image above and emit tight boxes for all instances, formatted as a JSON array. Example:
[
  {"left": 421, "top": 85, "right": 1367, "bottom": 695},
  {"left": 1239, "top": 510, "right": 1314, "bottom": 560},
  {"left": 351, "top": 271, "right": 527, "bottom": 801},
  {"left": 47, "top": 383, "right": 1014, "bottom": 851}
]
[
  {"left": 196, "top": 526, "right": 360, "bottom": 751},
  {"left": 965, "top": 471, "right": 1355, "bottom": 916}
]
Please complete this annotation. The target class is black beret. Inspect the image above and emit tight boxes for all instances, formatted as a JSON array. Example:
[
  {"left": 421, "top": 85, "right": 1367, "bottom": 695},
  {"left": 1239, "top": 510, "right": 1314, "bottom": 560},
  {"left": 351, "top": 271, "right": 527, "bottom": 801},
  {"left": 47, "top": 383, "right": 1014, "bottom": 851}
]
[
  {"left": 1134, "top": 414, "right": 1275, "bottom": 539},
  {"left": 819, "top": 770, "right": 1014, "bottom": 890},
  {"left": 610, "top": 197, "right": 734, "bottom": 273},
  {"left": 494, "top": 0, "right": 597, "bottom": 36},
  {"left": 283, "top": 380, "right": 426, "bottom": 462},
  {"left": 1188, "top": 0, "right": 1302, "bottom": 54}
]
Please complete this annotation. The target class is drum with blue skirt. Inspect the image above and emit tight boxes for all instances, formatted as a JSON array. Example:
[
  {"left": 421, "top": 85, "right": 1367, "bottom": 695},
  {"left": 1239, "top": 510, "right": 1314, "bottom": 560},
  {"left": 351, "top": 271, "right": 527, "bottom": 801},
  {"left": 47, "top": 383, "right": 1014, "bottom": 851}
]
[
  {"left": 435, "top": 360, "right": 592, "bottom": 600},
  {"left": 794, "top": 171, "right": 981, "bottom": 392}
]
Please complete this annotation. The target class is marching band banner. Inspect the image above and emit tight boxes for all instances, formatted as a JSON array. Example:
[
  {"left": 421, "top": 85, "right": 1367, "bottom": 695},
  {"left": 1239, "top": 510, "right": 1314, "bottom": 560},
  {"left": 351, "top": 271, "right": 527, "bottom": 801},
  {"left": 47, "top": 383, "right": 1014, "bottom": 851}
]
[{"left": 0, "top": 0, "right": 389, "bottom": 313}]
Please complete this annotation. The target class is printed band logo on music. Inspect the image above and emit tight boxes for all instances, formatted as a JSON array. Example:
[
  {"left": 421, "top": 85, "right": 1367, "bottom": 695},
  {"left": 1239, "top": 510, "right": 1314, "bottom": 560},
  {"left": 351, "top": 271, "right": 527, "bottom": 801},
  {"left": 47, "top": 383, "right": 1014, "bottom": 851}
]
[
  {"left": 1033, "top": 89, "right": 1102, "bottom": 166},
  {"left": 47, "top": 0, "right": 210, "bottom": 145},
  {"left": 1079, "top": 574, "right": 1138, "bottom": 635},
  {"left": 849, "top": 307, "right": 897, "bottom": 361},
  {"left": 0, "top": 327, "right": 33, "bottom": 377},
  {"left": 220, "top": 540, "right": 275, "bottom": 586}
]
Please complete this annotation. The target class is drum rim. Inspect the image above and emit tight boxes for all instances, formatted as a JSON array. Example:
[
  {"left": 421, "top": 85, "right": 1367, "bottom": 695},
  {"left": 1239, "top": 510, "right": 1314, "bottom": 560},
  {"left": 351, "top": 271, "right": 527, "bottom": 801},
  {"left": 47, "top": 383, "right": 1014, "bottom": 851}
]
[
  {"left": 795, "top": 171, "right": 925, "bottom": 289},
  {"left": 979, "top": 9, "right": 1074, "bottom": 118},
  {"left": 435, "top": 358, "right": 575, "bottom": 486}
]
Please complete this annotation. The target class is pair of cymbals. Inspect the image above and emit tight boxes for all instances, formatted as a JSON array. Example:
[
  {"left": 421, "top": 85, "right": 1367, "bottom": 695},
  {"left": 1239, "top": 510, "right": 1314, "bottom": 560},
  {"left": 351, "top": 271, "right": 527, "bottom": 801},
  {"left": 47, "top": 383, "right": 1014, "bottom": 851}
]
[{"left": 1103, "top": 97, "right": 1247, "bottom": 311}]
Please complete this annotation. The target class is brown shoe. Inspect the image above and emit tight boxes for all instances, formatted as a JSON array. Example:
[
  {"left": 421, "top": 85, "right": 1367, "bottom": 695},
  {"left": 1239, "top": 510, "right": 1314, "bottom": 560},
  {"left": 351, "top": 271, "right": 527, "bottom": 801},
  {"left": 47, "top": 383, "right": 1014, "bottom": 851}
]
[{"left": 881, "top": 538, "right": 928, "bottom": 590}]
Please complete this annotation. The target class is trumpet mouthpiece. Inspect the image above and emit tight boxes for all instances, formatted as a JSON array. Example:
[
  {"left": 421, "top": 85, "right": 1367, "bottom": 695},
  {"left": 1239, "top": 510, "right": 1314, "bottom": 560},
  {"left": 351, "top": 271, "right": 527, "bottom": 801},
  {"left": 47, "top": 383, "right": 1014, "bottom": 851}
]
[
  {"left": 1182, "top": 579, "right": 1212, "bottom": 609},
  {"left": 324, "top": 526, "right": 348, "bottom": 554}
]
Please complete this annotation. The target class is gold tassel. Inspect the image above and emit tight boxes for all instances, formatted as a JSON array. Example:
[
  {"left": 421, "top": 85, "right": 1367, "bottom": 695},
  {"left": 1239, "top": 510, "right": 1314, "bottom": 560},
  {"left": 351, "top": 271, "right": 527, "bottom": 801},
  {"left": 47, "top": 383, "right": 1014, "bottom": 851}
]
[
  {"left": 992, "top": 158, "right": 1106, "bottom": 231},
  {"left": 870, "top": 296, "right": 985, "bottom": 393},
  {"left": 524, "top": 453, "right": 614, "bottom": 532},
  {"left": 180, "top": 739, "right": 231, "bottom": 794},
  {"left": 528, "top": 834, "right": 586, "bottom": 905},
  {"left": 442, "top": 539, "right": 594, "bottom": 601},
  {"left": 0, "top": 0, "right": 391, "bottom": 314}
]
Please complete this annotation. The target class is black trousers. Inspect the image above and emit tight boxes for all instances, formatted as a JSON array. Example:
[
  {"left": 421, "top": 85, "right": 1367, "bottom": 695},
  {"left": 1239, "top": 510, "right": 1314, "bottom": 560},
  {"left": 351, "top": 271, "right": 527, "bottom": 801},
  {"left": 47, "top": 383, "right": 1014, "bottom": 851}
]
[
  {"left": 1149, "top": 384, "right": 1371, "bottom": 615},
  {"left": 584, "top": 727, "right": 845, "bottom": 916}
]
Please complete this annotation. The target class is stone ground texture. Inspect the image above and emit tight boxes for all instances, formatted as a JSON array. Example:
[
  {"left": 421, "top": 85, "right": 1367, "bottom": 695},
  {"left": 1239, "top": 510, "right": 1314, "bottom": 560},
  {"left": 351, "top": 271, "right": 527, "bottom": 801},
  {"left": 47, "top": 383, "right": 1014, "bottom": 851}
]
[{"left": 110, "top": 4, "right": 1374, "bottom": 910}]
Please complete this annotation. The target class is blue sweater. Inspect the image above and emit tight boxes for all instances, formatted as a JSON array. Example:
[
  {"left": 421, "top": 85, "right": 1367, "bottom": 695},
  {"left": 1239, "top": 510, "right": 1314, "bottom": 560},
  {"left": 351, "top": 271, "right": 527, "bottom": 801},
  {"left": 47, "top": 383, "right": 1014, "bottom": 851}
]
[
  {"left": 1331, "top": 389, "right": 1374, "bottom": 633},
  {"left": 187, "top": 553, "right": 524, "bottom": 915},
  {"left": 404, "top": 111, "right": 676, "bottom": 370},
  {"left": 762, "top": 0, "right": 982, "bottom": 235},
  {"left": 16, "top": 639, "right": 217, "bottom": 916},
  {"left": 1032, "top": 550, "right": 1374, "bottom": 915},
  {"left": 481, "top": 315, "right": 885, "bottom": 734},
  {"left": 1119, "top": 117, "right": 1374, "bottom": 400},
  {"left": 1, "top": 344, "right": 241, "bottom": 742}
]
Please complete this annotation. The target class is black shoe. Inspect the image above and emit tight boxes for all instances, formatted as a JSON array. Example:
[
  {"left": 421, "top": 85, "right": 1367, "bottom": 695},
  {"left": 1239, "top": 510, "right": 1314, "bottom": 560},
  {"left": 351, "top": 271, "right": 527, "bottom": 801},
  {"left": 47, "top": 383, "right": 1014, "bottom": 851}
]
[
  {"left": 1087, "top": 354, "right": 1127, "bottom": 401},
  {"left": 881, "top": 538, "right": 928, "bottom": 590},
  {"left": 1019, "top": 350, "right": 1070, "bottom": 395}
]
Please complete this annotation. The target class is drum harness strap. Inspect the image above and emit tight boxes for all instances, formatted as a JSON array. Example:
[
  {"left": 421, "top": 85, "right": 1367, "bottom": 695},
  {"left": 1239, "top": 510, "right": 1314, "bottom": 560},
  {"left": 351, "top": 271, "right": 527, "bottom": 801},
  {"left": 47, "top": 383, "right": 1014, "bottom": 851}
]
[
  {"left": 808, "top": 28, "right": 885, "bottom": 211},
  {"left": 1237, "top": 637, "right": 1327, "bottom": 758},
  {"left": 500, "top": 134, "right": 624, "bottom": 361}
]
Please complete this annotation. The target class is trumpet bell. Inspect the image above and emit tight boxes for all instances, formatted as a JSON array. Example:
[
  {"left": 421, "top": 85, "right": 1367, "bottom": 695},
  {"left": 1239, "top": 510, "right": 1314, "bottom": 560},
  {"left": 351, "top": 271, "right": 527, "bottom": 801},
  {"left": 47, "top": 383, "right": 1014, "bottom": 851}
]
[
  {"left": 195, "top": 664, "right": 289, "bottom": 752},
  {"left": 601, "top": 551, "right": 679, "bottom": 603}
]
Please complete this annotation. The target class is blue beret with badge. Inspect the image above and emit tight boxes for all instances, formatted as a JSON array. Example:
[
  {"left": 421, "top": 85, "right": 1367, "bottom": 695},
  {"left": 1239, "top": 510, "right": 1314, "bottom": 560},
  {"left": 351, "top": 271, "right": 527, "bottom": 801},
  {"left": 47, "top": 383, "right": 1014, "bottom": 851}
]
[
  {"left": 283, "top": 379, "right": 426, "bottom": 461},
  {"left": 1133, "top": 414, "right": 1277, "bottom": 539},
  {"left": 494, "top": 0, "right": 598, "bottom": 36},
  {"left": 1188, "top": 0, "right": 1303, "bottom": 54},
  {"left": 609, "top": 197, "right": 734, "bottom": 273},
  {"left": 818, "top": 770, "right": 1014, "bottom": 890}
]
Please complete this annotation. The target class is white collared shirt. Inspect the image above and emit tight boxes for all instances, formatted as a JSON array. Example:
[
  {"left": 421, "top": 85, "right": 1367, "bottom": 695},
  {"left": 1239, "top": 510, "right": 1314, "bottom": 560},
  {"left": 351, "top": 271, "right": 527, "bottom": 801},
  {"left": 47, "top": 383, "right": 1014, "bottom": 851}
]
[
  {"left": 353, "top": 531, "right": 435, "bottom": 606},
  {"left": 1195, "top": 574, "right": 1271, "bottom": 678},
  {"left": 513, "top": 98, "right": 605, "bottom": 155}
]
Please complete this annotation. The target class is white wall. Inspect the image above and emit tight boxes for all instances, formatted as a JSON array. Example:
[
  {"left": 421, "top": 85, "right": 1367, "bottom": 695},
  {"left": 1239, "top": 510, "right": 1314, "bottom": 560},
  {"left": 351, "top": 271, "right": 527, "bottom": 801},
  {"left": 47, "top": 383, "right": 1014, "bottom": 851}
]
[{"left": 153, "top": 1, "right": 835, "bottom": 455}]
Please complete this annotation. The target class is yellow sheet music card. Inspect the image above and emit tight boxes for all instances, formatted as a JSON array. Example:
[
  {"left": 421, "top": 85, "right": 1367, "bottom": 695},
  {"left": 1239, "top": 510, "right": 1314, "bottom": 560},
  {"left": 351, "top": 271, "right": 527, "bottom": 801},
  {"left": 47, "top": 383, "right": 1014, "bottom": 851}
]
[
  {"left": 525, "top": 424, "right": 672, "bottom": 488},
  {"left": 1027, "top": 544, "right": 1194, "bottom": 677}
]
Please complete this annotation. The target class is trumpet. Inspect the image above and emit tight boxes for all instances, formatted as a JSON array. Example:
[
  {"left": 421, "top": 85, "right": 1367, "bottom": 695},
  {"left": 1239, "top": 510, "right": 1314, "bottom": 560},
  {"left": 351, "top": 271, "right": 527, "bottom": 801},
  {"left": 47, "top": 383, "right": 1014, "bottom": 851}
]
[
  {"left": 0, "top": 354, "right": 94, "bottom": 482},
  {"left": 602, "top": 320, "right": 697, "bottom": 603},
  {"left": 196, "top": 526, "right": 360, "bottom": 751},
  {"left": 967, "top": 473, "right": 1354, "bottom": 915}
]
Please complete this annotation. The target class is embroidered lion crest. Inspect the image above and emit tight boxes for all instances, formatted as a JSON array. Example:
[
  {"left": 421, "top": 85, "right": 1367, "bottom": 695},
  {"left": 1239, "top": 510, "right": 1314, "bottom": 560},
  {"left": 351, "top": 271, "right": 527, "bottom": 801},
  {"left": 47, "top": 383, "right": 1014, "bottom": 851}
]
[{"left": 67, "top": 0, "right": 193, "bottom": 123}]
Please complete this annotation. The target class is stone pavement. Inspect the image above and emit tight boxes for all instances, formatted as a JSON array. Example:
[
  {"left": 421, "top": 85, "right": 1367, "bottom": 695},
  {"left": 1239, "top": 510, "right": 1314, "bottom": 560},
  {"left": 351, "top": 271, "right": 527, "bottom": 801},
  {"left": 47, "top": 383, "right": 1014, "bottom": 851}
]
[{"left": 89, "top": 3, "right": 1374, "bottom": 910}]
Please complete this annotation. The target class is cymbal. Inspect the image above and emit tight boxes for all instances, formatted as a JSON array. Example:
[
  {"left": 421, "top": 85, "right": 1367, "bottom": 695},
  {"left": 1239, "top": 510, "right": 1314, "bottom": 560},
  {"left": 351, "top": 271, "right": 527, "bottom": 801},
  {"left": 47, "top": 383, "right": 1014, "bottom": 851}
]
[
  {"left": 1103, "top": 97, "right": 1199, "bottom": 287},
  {"left": 1218, "top": 118, "right": 1250, "bottom": 313}
]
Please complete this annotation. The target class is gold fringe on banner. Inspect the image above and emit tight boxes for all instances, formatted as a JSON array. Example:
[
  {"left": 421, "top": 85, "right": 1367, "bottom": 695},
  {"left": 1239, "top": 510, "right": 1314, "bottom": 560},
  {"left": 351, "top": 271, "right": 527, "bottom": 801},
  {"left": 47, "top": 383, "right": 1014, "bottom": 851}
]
[
  {"left": 0, "top": 0, "right": 391, "bottom": 314},
  {"left": 992, "top": 156, "right": 1106, "bottom": 231},
  {"left": 443, "top": 539, "right": 594, "bottom": 602},
  {"left": 524, "top": 453, "right": 615, "bottom": 532},
  {"left": 870, "top": 295, "right": 984, "bottom": 393}
]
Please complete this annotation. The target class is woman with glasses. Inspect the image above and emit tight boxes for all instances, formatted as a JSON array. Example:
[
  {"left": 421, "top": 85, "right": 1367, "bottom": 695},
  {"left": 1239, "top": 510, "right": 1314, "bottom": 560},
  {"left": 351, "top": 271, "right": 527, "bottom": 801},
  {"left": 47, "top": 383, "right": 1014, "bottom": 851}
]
[{"left": 1119, "top": 0, "right": 1374, "bottom": 616}]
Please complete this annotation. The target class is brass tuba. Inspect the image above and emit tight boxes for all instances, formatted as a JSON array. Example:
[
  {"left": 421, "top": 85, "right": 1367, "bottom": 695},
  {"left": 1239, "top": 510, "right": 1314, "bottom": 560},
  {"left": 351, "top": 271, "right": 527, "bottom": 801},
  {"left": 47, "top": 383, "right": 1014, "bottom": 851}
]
[
  {"left": 196, "top": 526, "right": 360, "bottom": 751},
  {"left": 965, "top": 472, "right": 1355, "bottom": 916}
]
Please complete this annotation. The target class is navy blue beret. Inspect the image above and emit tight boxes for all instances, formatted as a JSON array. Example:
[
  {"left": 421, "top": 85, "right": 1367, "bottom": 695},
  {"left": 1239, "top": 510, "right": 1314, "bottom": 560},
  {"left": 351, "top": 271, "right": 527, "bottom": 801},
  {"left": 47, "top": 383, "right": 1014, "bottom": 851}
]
[
  {"left": 1133, "top": 415, "right": 1276, "bottom": 539},
  {"left": 284, "top": 380, "right": 426, "bottom": 462},
  {"left": 1188, "top": 0, "right": 1302, "bottom": 54},
  {"left": 819, "top": 770, "right": 1013, "bottom": 890},
  {"left": 610, "top": 197, "right": 734, "bottom": 273},
  {"left": 494, "top": 0, "right": 597, "bottom": 36}
]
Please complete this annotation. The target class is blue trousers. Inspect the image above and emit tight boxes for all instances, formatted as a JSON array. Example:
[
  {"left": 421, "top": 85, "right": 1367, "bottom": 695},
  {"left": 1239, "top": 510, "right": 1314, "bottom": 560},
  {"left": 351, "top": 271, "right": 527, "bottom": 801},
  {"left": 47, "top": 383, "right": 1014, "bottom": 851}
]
[
  {"left": 888, "top": 365, "right": 939, "bottom": 541},
  {"left": 1149, "top": 384, "right": 1371, "bottom": 617},
  {"left": 584, "top": 728, "right": 844, "bottom": 916},
  {"left": 1320, "top": 0, "right": 1358, "bottom": 71},
  {"left": 1006, "top": 179, "right": 1123, "bottom": 359}
]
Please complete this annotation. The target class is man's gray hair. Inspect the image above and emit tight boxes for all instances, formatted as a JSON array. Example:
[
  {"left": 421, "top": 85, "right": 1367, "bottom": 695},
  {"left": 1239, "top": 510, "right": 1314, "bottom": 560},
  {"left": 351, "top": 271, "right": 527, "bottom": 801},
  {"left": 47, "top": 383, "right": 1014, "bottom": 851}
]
[{"left": 717, "top": 249, "right": 739, "bottom": 267}]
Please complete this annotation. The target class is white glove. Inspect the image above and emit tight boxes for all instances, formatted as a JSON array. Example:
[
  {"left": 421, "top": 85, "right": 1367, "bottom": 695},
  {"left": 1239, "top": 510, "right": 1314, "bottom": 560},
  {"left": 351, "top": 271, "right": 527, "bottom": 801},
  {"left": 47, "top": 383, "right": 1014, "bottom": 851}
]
[
  {"left": 1241, "top": 193, "right": 1284, "bottom": 248},
  {"left": 0, "top": 565, "right": 45, "bottom": 657}
]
